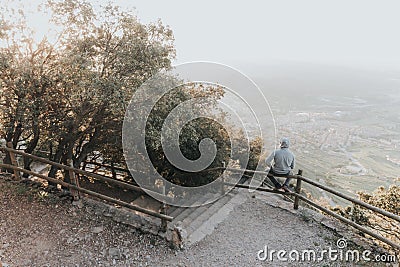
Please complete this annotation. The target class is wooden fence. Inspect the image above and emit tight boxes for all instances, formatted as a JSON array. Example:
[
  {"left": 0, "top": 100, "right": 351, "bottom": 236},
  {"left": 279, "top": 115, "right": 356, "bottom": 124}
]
[
  {"left": 0, "top": 144, "right": 173, "bottom": 231},
  {"left": 1, "top": 144, "right": 399, "bottom": 251},
  {"left": 211, "top": 167, "right": 400, "bottom": 251}
]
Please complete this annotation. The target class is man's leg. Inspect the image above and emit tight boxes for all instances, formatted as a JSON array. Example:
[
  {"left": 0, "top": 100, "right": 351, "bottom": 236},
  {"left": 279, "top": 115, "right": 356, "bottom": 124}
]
[
  {"left": 267, "top": 171, "right": 282, "bottom": 189},
  {"left": 283, "top": 177, "right": 292, "bottom": 187},
  {"left": 282, "top": 177, "right": 293, "bottom": 192}
]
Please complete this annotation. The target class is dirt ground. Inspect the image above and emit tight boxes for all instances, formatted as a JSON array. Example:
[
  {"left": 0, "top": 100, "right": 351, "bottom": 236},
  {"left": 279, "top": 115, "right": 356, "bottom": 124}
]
[{"left": 0, "top": 174, "right": 396, "bottom": 267}]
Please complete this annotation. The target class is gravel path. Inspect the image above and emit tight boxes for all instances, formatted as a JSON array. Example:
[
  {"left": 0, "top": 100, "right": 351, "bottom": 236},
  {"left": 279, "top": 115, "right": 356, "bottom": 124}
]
[
  {"left": 160, "top": 194, "right": 388, "bottom": 267},
  {"left": 0, "top": 176, "right": 392, "bottom": 266},
  {"left": 0, "top": 177, "right": 174, "bottom": 267}
]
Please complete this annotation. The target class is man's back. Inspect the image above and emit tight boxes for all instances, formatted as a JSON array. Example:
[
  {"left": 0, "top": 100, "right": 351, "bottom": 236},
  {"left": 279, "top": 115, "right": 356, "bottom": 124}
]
[
  {"left": 272, "top": 148, "right": 295, "bottom": 174},
  {"left": 265, "top": 138, "right": 296, "bottom": 191}
]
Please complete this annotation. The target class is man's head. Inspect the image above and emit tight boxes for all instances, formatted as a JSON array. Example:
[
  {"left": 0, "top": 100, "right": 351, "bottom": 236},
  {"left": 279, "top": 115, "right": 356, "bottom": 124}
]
[{"left": 280, "top": 137, "right": 290, "bottom": 148}]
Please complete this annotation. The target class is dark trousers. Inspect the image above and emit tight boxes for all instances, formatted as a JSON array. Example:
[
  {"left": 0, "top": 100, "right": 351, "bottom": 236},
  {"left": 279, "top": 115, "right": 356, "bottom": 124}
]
[{"left": 267, "top": 169, "right": 291, "bottom": 189}]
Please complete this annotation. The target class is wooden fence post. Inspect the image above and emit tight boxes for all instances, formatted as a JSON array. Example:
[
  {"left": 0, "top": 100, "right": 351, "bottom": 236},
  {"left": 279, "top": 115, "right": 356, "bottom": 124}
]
[
  {"left": 160, "top": 183, "right": 168, "bottom": 232},
  {"left": 160, "top": 204, "right": 168, "bottom": 232},
  {"left": 111, "top": 162, "right": 117, "bottom": 180},
  {"left": 294, "top": 169, "right": 303, "bottom": 210},
  {"left": 67, "top": 159, "right": 80, "bottom": 201},
  {"left": 6, "top": 142, "right": 21, "bottom": 180},
  {"left": 221, "top": 161, "right": 226, "bottom": 194}
]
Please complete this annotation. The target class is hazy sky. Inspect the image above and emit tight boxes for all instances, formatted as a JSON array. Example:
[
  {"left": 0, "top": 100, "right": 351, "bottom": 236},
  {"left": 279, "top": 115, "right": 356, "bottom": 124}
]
[
  {"left": 115, "top": 0, "right": 400, "bottom": 70},
  {"left": 6, "top": 0, "right": 400, "bottom": 70}
]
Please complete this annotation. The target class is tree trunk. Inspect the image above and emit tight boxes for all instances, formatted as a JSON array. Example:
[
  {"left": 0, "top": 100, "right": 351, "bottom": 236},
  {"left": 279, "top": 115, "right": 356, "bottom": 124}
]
[
  {"left": 48, "top": 139, "right": 66, "bottom": 187},
  {"left": 61, "top": 142, "right": 75, "bottom": 190},
  {"left": 2, "top": 123, "right": 23, "bottom": 173},
  {"left": 22, "top": 121, "right": 40, "bottom": 178}
]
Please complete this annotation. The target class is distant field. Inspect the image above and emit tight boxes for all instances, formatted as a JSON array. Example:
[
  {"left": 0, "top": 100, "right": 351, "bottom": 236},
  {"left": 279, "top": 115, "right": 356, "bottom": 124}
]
[{"left": 261, "top": 84, "right": 400, "bottom": 206}]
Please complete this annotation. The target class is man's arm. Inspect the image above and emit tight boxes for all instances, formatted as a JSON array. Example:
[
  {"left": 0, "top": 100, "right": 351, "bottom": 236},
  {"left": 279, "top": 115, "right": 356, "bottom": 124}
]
[
  {"left": 265, "top": 151, "right": 275, "bottom": 167},
  {"left": 290, "top": 155, "right": 295, "bottom": 170}
]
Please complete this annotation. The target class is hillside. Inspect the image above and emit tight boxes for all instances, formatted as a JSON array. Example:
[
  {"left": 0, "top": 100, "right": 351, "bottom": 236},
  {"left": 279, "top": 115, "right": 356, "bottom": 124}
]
[{"left": 0, "top": 174, "right": 393, "bottom": 267}]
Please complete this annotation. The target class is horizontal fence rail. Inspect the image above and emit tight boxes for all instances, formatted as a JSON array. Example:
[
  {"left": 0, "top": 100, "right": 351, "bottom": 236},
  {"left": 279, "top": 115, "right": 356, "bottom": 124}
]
[
  {"left": 0, "top": 163, "right": 173, "bottom": 221},
  {"left": 216, "top": 167, "right": 400, "bottom": 223},
  {"left": 0, "top": 146, "right": 173, "bottom": 225},
  {"left": 208, "top": 166, "right": 400, "bottom": 251},
  {"left": 295, "top": 193, "right": 400, "bottom": 251},
  {"left": 0, "top": 146, "right": 173, "bottom": 203},
  {"left": 225, "top": 182, "right": 400, "bottom": 250},
  {"left": 1, "top": 145, "right": 399, "bottom": 250},
  {"left": 298, "top": 175, "right": 400, "bottom": 223},
  {"left": 84, "top": 160, "right": 131, "bottom": 174}
]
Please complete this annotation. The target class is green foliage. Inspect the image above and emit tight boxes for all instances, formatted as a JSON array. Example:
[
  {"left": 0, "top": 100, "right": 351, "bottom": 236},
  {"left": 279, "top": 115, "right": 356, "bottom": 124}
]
[
  {"left": 246, "top": 136, "right": 263, "bottom": 171},
  {"left": 0, "top": 0, "right": 263, "bottom": 189},
  {"left": 358, "top": 185, "right": 400, "bottom": 216},
  {"left": 0, "top": 0, "right": 175, "bottom": 170},
  {"left": 330, "top": 180, "right": 400, "bottom": 251},
  {"left": 146, "top": 84, "right": 262, "bottom": 187}
]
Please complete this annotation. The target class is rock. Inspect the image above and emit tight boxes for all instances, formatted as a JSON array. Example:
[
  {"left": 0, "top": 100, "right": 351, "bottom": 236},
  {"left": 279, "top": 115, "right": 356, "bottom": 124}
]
[
  {"left": 72, "top": 200, "right": 83, "bottom": 209},
  {"left": 108, "top": 247, "right": 121, "bottom": 260},
  {"left": 170, "top": 226, "right": 187, "bottom": 250},
  {"left": 94, "top": 210, "right": 102, "bottom": 216},
  {"left": 122, "top": 250, "right": 130, "bottom": 260},
  {"left": 59, "top": 229, "right": 66, "bottom": 235},
  {"left": 1, "top": 244, "right": 9, "bottom": 249},
  {"left": 66, "top": 237, "right": 76, "bottom": 244},
  {"left": 91, "top": 226, "right": 104, "bottom": 234},
  {"left": 20, "top": 259, "right": 32, "bottom": 266}
]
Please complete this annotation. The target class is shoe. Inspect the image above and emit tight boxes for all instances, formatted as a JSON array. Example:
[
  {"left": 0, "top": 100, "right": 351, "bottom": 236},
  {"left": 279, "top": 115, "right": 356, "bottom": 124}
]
[
  {"left": 282, "top": 185, "right": 293, "bottom": 193},
  {"left": 273, "top": 187, "right": 285, "bottom": 192}
]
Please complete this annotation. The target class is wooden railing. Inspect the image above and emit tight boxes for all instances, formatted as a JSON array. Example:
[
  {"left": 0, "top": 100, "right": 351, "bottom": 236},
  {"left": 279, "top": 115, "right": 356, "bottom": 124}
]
[
  {"left": 0, "top": 144, "right": 173, "bottom": 230},
  {"left": 211, "top": 167, "right": 400, "bottom": 251},
  {"left": 1, "top": 144, "right": 399, "bottom": 250}
]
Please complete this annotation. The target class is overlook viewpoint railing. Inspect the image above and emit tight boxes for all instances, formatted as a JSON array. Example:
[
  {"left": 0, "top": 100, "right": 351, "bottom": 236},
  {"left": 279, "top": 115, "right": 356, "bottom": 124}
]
[
  {"left": 0, "top": 143, "right": 399, "bottom": 251},
  {"left": 207, "top": 166, "right": 400, "bottom": 251},
  {"left": 0, "top": 144, "right": 173, "bottom": 229}
]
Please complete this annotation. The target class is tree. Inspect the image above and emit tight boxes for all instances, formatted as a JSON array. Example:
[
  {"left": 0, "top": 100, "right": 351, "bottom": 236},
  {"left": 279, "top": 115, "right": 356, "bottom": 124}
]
[
  {"left": 42, "top": 1, "right": 175, "bottom": 181},
  {"left": 0, "top": 0, "right": 263, "bottom": 191},
  {"left": 0, "top": 0, "right": 176, "bottom": 182},
  {"left": 0, "top": 4, "right": 59, "bottom": 174},
  {"left": 330, "top": 179, "right": 400, "bottom": 252},
  {"left": 142, "top": 83, "right": 231, "bottom": 187}
]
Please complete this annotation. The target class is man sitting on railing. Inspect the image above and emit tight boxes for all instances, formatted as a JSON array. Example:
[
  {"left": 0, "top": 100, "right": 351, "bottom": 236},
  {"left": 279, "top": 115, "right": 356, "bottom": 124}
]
[{"left": 265, "top": 138, "right": 295, "bottom": 192}]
